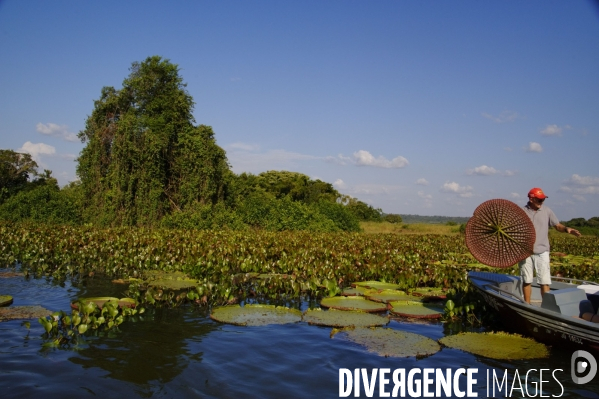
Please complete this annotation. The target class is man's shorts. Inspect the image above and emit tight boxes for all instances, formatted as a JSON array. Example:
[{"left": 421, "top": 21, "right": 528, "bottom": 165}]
[{"left": 518, "top": 252, "right": 551, "bottom": 285}]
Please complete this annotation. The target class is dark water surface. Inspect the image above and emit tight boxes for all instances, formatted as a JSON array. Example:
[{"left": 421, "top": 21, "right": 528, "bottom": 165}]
[{"left": 1, "top": 269, "right": 598, "bottom": 399}]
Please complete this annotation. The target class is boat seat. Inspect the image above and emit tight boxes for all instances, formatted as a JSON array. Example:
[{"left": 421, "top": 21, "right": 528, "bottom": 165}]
[
  {"left": 541, "top": 288, "right": 588, "bottom": 317},
  {"left": 469, "top": 271, "right": 520, "bottom": 295}
]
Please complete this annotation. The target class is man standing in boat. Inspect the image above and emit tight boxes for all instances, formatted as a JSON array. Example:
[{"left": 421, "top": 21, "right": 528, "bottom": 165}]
[{"left": 520, "top": 187, "right": 582, "bottom": 304}]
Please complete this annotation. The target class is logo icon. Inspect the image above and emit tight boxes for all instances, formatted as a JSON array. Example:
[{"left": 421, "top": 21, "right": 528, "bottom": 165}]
[{"left": 571, "top": 350, "right": 597, "bottom": 384}]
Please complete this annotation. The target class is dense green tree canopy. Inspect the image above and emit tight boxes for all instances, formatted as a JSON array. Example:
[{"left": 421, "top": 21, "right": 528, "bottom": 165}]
[
  {"left": 0, "top": 149, "right": 39, "bottom": 203},
  {"left": 76, "top": 56, "right": 229, "bottom": 226}
]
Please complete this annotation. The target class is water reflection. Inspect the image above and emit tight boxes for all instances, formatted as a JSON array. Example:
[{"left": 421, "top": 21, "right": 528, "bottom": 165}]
[{"left": 68, "top": 307, "right": 215, "bottom": 385}]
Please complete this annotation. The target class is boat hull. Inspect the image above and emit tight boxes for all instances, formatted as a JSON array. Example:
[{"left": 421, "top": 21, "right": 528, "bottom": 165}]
[{"left": 468, "top": 271, "right": 599, "bottom": 354}]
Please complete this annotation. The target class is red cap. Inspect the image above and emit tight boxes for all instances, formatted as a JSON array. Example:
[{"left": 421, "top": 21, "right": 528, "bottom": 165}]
[{"left": 528, "top": 187, "right": 548, "bottom": 199}]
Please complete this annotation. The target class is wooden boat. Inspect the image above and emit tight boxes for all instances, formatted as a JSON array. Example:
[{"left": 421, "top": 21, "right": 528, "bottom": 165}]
[{"left": 468, "top": 271, "right": 599, "bottom": 354}]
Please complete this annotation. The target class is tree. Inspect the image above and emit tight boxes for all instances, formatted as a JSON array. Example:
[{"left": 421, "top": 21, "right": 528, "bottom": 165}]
[
  {"left": 0, "top": 149, "right": 39, "bottom": 203},
  {"left": 76, "top": 56, "right": 230, "bottom": 226}
]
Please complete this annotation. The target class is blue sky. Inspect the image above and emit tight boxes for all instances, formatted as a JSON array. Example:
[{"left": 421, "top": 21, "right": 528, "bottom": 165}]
[{"left": 1, "top": 1, "right": 598, "bottom": 220}]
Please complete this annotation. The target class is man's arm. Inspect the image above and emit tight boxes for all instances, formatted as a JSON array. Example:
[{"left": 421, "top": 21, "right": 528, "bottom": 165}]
[{"left": 555, "top": 223, "right": 582, "bottom": 237}]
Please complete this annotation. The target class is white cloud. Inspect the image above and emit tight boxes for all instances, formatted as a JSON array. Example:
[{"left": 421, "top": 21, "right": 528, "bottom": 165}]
[
  {"left": 352, "top": 150, "right": 409, "bottom": 169},
  {"left": 416, "top": 178, "right": 429, "bottom": 186},
  {"left": 333, "top": 179, "right": 347, "bottom": 190},
  {"left": 36, "top": 122, "right": 78, "bottom": 142},
  {"left": 510, "top": 192, "right": 521, "bottom": 199},
  {"left": 417, "top": 191, "right": 433, "bottom": 208},
  {"left": 17, "top": 141, "right": 56, "bottom": 163},
  {"left": 525, "top": 142, "right": 543, "bottom": 153},
  {"left": 228, "top": 142, "right": 260, "bottom": 151},
  {"left": 540, "top": 124, "right": 562, "bottom": 136},
  {"left": 560, "top": 174, "right": 599, "bottom": 196},
  {"left": 481, "top": 111, "right": 521, "bottom": 123},
  {"left": 503, "top": 170, "right": 517, "bottom": 176},
  {"left": 440, "top": 181, "right": 474, "bottom": 198},
  {"left": 327, "top": 150, "right": 408, "bottom": 169},
  {"left": 466, "top": 165, "right": 498, "bottom": 176}
]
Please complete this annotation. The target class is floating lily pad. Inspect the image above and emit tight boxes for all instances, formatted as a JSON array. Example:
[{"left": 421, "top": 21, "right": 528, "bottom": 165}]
[
  {"left": 388, "top": 302, "right": 444, "bottom": 319},
  {"left": 0, "top": 305, "right": 52, "bottom": 322},
  {"left": 0, "top": 295, "right": 13, "bottom": 307},
  {"left": 303, "top": 309, "right": 389, "bottom": 328},
  {"left": 340, "top": 328, "right": 441, "bottom": 358},
  {"left": 364, "top": 289, "right": 410, "bottom": 303},
  {"left": 439, "top": 332, "right": 549, "bottom": 359},
  {"left": 352, "top": 281, "right": 402, "bottom": 291},
  {"left": 257, "top": 273, "right": 288, "bottom": 280},
  {"left": 111, "top": 278, "right": 142, "bottom": 284},
  {"left": 210, "top": 304, "right": 302, "bottom": 326},
  {"left": 340, "top": 286, "right": 370, "bottom": 296},
  {"left": 409, "top": 287, "right": 447, "bottom": 300},
  {"left": 147, "top": 278, "right": 197, "bottom": 290},
  {"left": 143, "top": 270, "right": 190, "bottom": 280},
  {"left": 0, "top": 271, "right": 23, "bottom": 278},
  {"left": 71, "top": 297, "right": 136, "bottom": 310},
  {"left": 320, "top": 296, "right": 387, "bottom": 312}
]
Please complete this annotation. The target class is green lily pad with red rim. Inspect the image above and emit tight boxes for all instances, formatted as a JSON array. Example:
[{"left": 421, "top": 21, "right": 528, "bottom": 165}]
[
  {"left": 409, "top": 287, "right": 447, "bottom": 300},
  {"left": 388, "top": 301, "right": 444, "bottom": 319},
  {"left": 210, "top": 304, "right": 302, "bottom": 326},
  {"left": 340, "top": 286, "right": 370, "bottom": 296},
  {"left": 303, "top": 308, "right": 389, "bottom": 328},
  {"left": 0, "top": 305, "right": 52, "bottom": 321},
  {"left": 364, "top": 289, "right": 410, "bottom": 303},
  {"left": 339, "top": 327, "right": 441, "bottom": 358},
  {"left": 351, "top": 281, "right": 402, "bottom": 291},
  {"left": 439, "top": 331, "right": 549, "bottom": 359},
  {"left": 0, "top": 295, "right": 13, "bottom": 307},
  {"left": 320, "top": 296, "right": 387, "bottom": 312}
]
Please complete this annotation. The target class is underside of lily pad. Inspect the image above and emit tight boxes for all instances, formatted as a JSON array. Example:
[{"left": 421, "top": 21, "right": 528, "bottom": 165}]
[
  {"left": 0, "top": 295, "right": 13, "bottom": 307},
  {"left": 340, "top": 327, "right": 441, "bottom": 358},
  {"left": 0, "top": 271, "right": 23, "bottom": 278},
  {"left": 71, "top": 297, "right": 136, "bottom": 310},
  {"left": 320, "top": 296, "right": 387, "bottom": 312},
  {"left": 352, "top": 281, "right": 402, "bottom": 291},
  {"left": 388, "top": 302, "right": 444, "bottom": 319},
  {"left": 439, "top": 332, "right": 549, "bottom": 359},
  {"left": 303, "top": 308, "right": 389, "bottom": 328},
  {"left": 210, "top": 304, "right": 302, "bottom": 326},
  {"left": 0, "top": 305, "right": 52, "bottom": 322}
]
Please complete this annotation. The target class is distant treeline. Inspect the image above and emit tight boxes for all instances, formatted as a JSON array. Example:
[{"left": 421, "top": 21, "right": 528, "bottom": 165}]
[
  {"left": 562, "top": 217, "right": 599, "bottom": 236},
  {"left": 399, "top": 214, "right": 470, "bottom": 225}
]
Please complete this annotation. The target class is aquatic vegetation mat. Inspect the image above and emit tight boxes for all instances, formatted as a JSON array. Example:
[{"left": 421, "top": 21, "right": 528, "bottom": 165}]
[
  {"left": 303, "top": 308, "right": 389, "bottom": 328},
  {"left": 340, "top": 327, "right": 440, "bottom": 358},
  {"left": 210, "top": 304, "right": 302, "bottom": 326},
  {"left": 388, "top": 302, "right": 444, "bottom": 319},
  {"left": 465, "top": 199, "right": 535, "bottom": 268},
  {"left": 439, "top": 332, "right": 549, "bottom": 359},
  {"left": 0, "top": 295, "right": 13, "bottom": 307},
  {"left": 0, "top": 305, "right": 52, "bottom": 321},
  {"left": 320, "top": 296, "right": 387, "bottom": 312}
]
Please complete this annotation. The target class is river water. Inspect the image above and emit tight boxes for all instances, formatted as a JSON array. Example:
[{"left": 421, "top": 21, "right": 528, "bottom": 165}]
[{"left": 1, "top": 268, "right": 598, "bottom": 399}]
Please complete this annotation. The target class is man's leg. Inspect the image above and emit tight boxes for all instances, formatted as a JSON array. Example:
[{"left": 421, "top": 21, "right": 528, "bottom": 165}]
[
  {"left": 523, "top": 282, "right": 532, "bottom": 304},
  {"left": 540, "top": 284, "right": 550, "bottom": 297}
]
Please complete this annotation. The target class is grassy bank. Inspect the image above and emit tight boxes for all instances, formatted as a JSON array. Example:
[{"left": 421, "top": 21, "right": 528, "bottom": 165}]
[{"left": 360, "top": 221, "right": 462, "bottom": 235}]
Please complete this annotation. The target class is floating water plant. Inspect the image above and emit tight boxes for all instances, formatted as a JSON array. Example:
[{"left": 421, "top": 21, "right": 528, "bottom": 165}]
[
  {"left": 320, "top": 296, "right": 387, "bottom": 312},
  {"left": 0, "top": 295, "right": 13, "bottom": 307},
  {"left": 409, "top": 287, "right": 447, "bottom": 300},
  {"left": 439, "top": 332, "right": 549, "bottom": 360},
  {"left": 364, "top": 289, "right": 411, "bottom": 303},
  {"left": 71, "top": 297, "right": 136, "bottom": 310},
  {"left": 340, "top": 287, "right": 369, "bottom": 296},
  {"left": 210, "top": 304, "right": 302, "bottom": 326},
  {"left": 1, "top": 305, "right": 51, "bottom": 322},
  {"left": 340, "top": 327, "right": 441, "bottom": 358},
  {"left": 388, "top": 302, "right": 444, "bottom": 319},
  {"left": 352, "top": 281, "right": 402, "bottom": 291},
  {"left": 303, "top": 308, "right": 389, "bottom": 328}
]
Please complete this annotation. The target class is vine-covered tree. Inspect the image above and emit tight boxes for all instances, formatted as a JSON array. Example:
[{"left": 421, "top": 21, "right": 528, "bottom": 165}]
[
  {"left": 0, "top": 149, "right": 39, "bottom": 203},
  {"left": 76, "top": 56, "right": 229, "bottom": 226}
]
